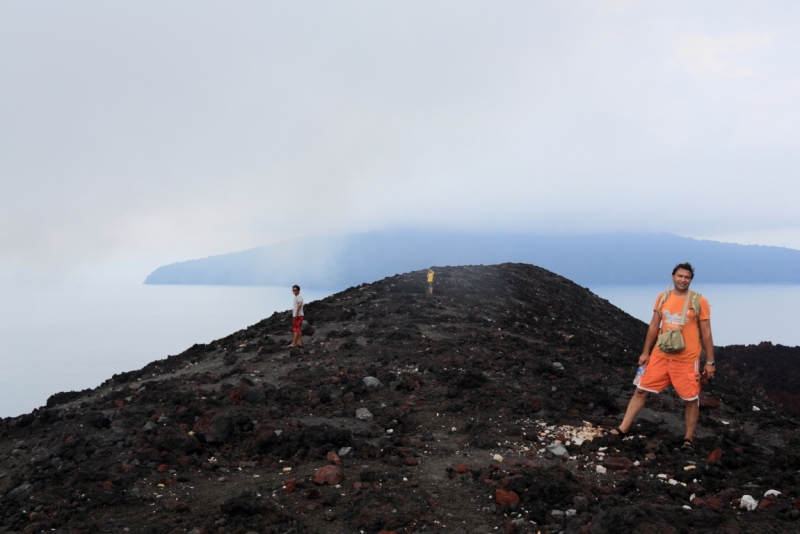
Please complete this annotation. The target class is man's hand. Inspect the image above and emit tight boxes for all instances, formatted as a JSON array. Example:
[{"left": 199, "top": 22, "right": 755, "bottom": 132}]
[
  {"left": 638, "top": 352, "right": 650, "bottom": 366},
  {"left": 704, "top": 363, "right": 715, "bottom": 379}
]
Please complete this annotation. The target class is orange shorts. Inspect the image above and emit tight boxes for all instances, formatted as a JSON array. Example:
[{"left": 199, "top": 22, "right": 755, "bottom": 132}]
[{"left": 638, "top": 353, "right": 701, "bottom": 401}]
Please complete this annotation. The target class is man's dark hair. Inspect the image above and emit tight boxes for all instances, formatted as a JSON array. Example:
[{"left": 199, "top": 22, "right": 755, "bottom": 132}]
[
  {"left": 292, "top": 285, "right": 300, "bottom": 291},
  {"left": 672, "top": 262, "right": 694, "bottom": 279}
]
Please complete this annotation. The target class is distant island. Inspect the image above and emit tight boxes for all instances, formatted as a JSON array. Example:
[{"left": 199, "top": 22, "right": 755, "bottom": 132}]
[{"left": 144, "top": 231, "right": 800, "bottom": 288}]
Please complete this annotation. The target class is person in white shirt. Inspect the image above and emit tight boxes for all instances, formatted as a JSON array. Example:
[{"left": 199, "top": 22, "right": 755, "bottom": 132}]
[{"left": 289, "top": 285, "right": 304, "bottom": 347}]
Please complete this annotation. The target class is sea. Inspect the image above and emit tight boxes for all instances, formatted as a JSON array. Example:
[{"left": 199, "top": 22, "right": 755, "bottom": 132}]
[{"left": 1, "top": 281, "right": 798, "bottom": 418}]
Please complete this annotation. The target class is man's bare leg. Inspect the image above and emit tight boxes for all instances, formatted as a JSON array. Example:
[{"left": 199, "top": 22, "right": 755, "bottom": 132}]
[
  {"left": 289, "top": 331, "right": 303, "bottom": 347},
  {"left": 684, "top": 399, "right": 699, "bottom": 442},
  {"left": 616, "top": 389, "right": 649, "bottom": 434}
]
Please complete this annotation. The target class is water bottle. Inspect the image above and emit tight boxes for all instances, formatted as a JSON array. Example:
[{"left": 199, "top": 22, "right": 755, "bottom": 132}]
[{"left": 633, "top": 365, "right": 646, "bottom": 386}]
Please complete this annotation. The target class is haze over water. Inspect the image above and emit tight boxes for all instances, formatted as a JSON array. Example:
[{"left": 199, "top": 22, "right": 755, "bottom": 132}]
[
  {"left": 0, "top": 282, "right": 332, "bottom": 419},
  {"left": 1, "top": 281, "right": 798, "bottom": 419}
]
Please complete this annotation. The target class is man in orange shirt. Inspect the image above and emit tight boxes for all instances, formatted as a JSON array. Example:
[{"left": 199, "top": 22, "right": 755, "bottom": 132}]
[{"left": 613, "top": 262, "right": 715, "bottom": 451}]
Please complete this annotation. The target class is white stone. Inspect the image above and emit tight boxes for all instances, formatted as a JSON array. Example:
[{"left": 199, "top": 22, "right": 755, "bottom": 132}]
[{"left": 740, "top": 495, "right": 758, "bottom": 511}]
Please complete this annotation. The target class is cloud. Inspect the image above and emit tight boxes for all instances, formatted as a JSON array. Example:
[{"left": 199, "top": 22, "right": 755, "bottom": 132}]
[
  {"left": 1, "top": 1, "right": 799, "bottom": 275},
  {"left": 672, "top": 33, "right": 773, "bottom": 78}
]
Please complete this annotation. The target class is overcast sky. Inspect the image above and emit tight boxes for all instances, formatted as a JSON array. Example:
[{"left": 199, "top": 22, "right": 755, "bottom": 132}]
[{"left": 2, "top": 1, "right": 799, "bottom": 279}]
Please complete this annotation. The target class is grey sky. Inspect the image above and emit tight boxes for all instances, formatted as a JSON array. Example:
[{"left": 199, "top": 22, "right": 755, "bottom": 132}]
[{"left": 2, "top": 1, "right": 799, "bottom": 278}]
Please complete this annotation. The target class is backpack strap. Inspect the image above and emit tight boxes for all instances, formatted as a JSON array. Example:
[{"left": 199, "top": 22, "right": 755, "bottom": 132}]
[
  {"left": 677, "top": 290, "right": 692, "bottom": 328},
  {"left": 690, "top": 292, "right": 702, "bottom": 319},
  {"left": 657, "top": 286, "right": 671, "bottom": 316}
]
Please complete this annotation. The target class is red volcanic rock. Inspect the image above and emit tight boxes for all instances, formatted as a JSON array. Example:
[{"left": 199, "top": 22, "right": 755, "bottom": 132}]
[
  {"left": 602, "top": 457, "right": 634, "bottom": 471},
  {"left": 378, "top": 531, "right": 398, "bottom": 534},
  {"left": 455, "top": 464, "right": 468, "bottom": 474},
  {"left": 495, "top": 489, "right": 520, "bottom": 505},
  {"left": 314, "top": 465, "right": 344, "bottom": 485},
  {"left": 707, "top": 449, "right": 723, "bottom": 462},
  {"left": 793, "top": 497, "right": 800, "bottom": 511},
  {"left": 284, "top": 478, "right": 296, "bottom": 493},
  {"left": 157, "top": 464, "right": 168, "bottom": 473},
  {"left": 327, "top": 451, "right": 342, "bottom": 465},
  {"left": 699, "top": 393, "right": 722, "bottom": 409},
  {"left": 758, "top": 496, "right": 782, "bottom": 511},
  {"left": 699, "top": 497, "right": 723, "bottom": 511},
  {"left": 405, "top": 457, "right": 419, "bottom": 466},
  {"left": 192, "top": 411, "right": 216, "bottom": 434}
]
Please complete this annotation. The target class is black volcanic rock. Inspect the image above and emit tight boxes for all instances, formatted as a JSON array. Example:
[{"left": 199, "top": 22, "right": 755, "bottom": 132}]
[
  {"left": 717, "top": 342, "right": 800, "bottom": 413},
  {"left": 1, "top": 263, "right": 799, "bottom": 533}
]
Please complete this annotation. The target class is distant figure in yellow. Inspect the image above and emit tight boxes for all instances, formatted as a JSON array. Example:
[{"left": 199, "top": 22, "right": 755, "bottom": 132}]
[{"left": 427, "top": 269, "right": 434, "bottom": 294}]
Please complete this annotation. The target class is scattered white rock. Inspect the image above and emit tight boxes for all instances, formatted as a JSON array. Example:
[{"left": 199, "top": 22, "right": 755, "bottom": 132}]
[
  {"left": 356, "top": 407, "right": 373, "bottom": 421},
  {"left": 752, "top": 406, "right": 761, "bottom": 411},
  {"left": 740, "top": 495, "right": 758, "bottom": 511},
  {"left": 682, "top": 505, "right": 691, "bottom": 510},
  {"left": 596, "top": 465, "right": 607, "bottom": 474},
  {"left": 765, "top": 489, "right": 781, "bottom": 497},
  {"left": 338, "top": 447, "right": 352, "bottom": 457},
  {"left": 546, "top": 444, "right": 569, "bottom": 457}
]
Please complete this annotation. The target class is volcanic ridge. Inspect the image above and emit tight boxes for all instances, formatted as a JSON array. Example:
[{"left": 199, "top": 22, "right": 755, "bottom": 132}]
[{"left": 1, "top": 263, "right": 800, "bottom": 534}]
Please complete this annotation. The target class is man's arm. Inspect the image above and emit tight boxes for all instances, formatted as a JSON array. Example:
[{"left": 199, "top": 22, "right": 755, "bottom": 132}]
[
  {"left": 700, "top": 319, "right": 714, "bottom": 378},
  {"left": 640, "top": 311, "right": 661, "bottom": 365}
]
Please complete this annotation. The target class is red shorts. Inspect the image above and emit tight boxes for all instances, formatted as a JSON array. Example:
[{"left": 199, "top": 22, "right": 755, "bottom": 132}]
[
  {"left": 638, "top": 353, "right": 701, "bottom": 401},
  {"left": 292, "top": 316, "right": 304, "bottom": 333}
]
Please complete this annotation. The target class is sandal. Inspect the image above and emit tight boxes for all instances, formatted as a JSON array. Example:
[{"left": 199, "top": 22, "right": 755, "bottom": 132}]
[
  {"left": 609, "top": 426, "right": 627, "bottom": 436},
  {"left": 681, "top": 439, "right": 695, "bottom": 452}
]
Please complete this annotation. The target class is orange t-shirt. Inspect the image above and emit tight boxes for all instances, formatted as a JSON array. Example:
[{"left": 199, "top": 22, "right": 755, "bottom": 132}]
[{"left": 650, "top": 291, "right": 710, "bottom": 363}]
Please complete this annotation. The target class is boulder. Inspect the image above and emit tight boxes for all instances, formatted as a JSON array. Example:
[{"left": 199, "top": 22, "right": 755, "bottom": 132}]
[
  {"left": 363, "top": 376, "right": 384, "bottom": 389},
  {"left": 208, "top": 413, "right": 234, "bottom": 443},
  {"left": 496, "top": 489, "right": 520, "bottom": 505},
  {"left": 314, "top": 465, "right": 344, "bottom": 485},
  {"left": 602, "top": 457, "right": 634, "bottom": 471}
]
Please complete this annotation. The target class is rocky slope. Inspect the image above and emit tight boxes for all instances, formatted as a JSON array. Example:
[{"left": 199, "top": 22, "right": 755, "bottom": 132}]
[
  {"left": 1, "top": 263, "right": 799, "bottom": 534},
  {"left": 717, "top": 343, "right": 800, "bottom": 415}
]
